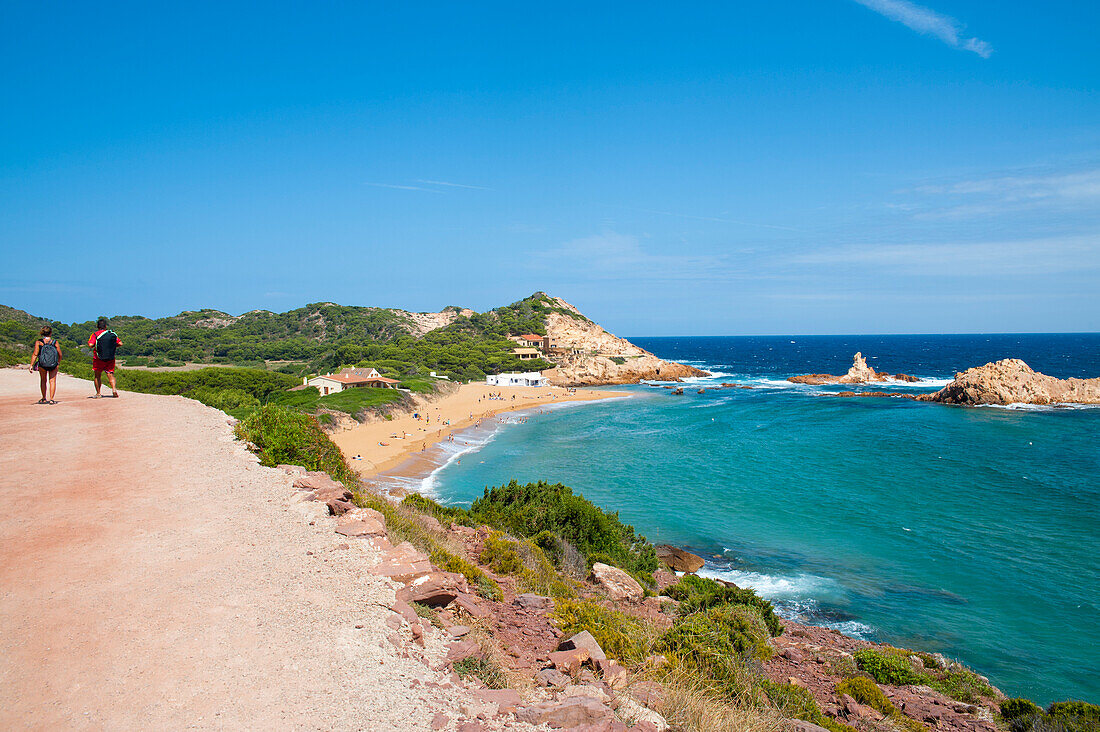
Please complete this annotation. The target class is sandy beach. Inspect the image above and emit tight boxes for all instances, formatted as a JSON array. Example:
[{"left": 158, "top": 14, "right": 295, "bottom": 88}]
[{"left": 333, "top": 382, "right": 629, "bottom": 480}]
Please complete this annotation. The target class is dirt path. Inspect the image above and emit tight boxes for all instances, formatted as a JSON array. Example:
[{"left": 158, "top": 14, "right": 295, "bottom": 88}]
[{"left": 0, "top": 370, "right": 503, "bottom": 730}]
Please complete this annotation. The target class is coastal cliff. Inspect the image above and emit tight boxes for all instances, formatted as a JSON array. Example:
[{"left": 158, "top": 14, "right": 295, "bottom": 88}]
[
  {"left": 538, "top": 296, "right": 707, "bottom": 386},
  {"left": 921, "top": 359, "right": 1100, "bottom": 406}
]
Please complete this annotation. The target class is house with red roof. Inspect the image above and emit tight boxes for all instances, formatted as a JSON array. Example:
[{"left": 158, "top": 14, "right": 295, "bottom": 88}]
[
  {"left": 304, "top": 367, "right": 401, "bottom": 395},
  {"left": 512, "top": 333, "right": 549, "bottom": 350}
]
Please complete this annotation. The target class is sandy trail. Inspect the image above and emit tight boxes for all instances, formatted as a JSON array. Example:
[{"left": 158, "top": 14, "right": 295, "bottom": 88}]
[{"left": 0, "top": 370, "right": 506, "bottom": 730}]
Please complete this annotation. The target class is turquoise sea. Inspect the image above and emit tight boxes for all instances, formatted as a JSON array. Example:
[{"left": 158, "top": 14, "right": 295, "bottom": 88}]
[{"left": 393, "top": 335, "right": 1100, "bottom": 706}]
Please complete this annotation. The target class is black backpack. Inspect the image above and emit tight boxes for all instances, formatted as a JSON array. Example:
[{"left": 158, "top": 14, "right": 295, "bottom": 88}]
[
  {"left": 95, "top": 330, "right": 119, "bottom": 360},
  {"left": 38, "top": 340, "right": 59, "bottom": 369}
]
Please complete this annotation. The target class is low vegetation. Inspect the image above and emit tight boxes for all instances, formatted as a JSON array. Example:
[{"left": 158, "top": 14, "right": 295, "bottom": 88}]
[
  {"left": 761, "top": 681, "right": 858, "bottom": 732},
  {"left": 234, "top": 405, "right": 359, "bottom": 485},
  {"left": 835, "top": 676, "right": 895, "bottom": 715},
  {"left": 1000, "top": 699, "right": 1100, "bottom": 732},
  {"left": 268, "top": 384, "right": 406, "bottom": 419},
  {"left": 479, "top": 531, "right": 575, "bottom": 598},
  {"left": 663, "top": 574, "right": 784, "bottom": 636},
  {"left": 853, "top": 647, "right": 996, "bottom": 704},
  {"left": 551, "top": 598, "right": 661, "bottom": 666},
  {"left": 403, "top": 484, "right": 658, "bottom": 586},
  {"left": 452, "top": 657, "right": 508, "bottom": 690},
  {"left": 469, "top": 480, "right": 659, "bottom": 585}
]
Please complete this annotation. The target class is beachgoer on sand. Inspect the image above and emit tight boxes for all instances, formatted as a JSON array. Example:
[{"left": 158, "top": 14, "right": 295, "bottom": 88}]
[
  {"left": 31, "top": 326, "right": 62, "bottom": 404},
  {"left": 88, "top": 317, "right": 122, "bottom": 398}
]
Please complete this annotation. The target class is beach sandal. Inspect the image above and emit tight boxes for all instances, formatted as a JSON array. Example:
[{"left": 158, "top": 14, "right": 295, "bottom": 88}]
[
  {"left": 91, "top": 394, "right": 102, "bottom": 399},
  {"left": 48, "top": 400, "right": 57, "bottom": 405},
  {"left": 37, "top": 398, "right": 47, "bottom": 404}
]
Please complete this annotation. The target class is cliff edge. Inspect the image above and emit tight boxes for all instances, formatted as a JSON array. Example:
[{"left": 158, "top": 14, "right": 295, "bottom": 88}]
[{"left": 921, "top": 359, "right": 1100, "bottom": 406}]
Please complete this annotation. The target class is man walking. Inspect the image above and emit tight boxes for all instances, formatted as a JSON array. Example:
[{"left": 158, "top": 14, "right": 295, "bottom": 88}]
[{"left": 89, "top": 317, "right": 122, "bottom": 398}]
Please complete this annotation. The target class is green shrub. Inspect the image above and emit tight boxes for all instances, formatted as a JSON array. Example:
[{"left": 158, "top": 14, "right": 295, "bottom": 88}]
[
  {"left": 914, "top": 651, "right": 942, "bottom": 669},
  {"left": 402, "top": 493, "right": 473, "bottom": 525},
  {"left": 762, "top": 681, "right": 859, "bottom": 732},
  {"left": 533, "top": 530, "right": 587, "bottom": 578},
  {"left": 1002, "top": 699, "right": 1100, "bottom": 732},
  {"left": 189, "top": 387, "right": 260, "bottom": 414},
  {"left": 664, "top": 574, "right": 784, "bottom": 636},
  {"left": 1048, "top": 701, "right": 1100, "bottom": 730},
  {"left": 428, "top": 547, "right": 502, "bottom": 601},
  {"left": 479, "top": 531, "right": 573, "bottom": 597},
  {"left": 853, "top": 648, "right": 927, "bottom": 686},
  {"left": 930, "top": 667, "right": 995, "bottom": 704},
  {"left": 1048, "top": 702, "right": 1100, "bottom": 722},
  {"left": 469, "top": 480, "right": 658, "bottom": 584},
  {"left": 836, "top": 677, "right": 895, "bottom": 715},
  {"left": 0, "top": 345, "right": 28, "bottom": 366},
  {"left": 1002, "top": 699, "right": 1043, "bottom": 721},
  {"left": 551, "top": 598, "right": 660, "bottom": 666},
  {"left": 234, "top": 405, "right": 357, "bottom": 485},
  {"left": 452, "top": 656, "right": 507, "bottom": 689},
  {"left": 659, "top": 605, "right": 774, "bottom": 696}
]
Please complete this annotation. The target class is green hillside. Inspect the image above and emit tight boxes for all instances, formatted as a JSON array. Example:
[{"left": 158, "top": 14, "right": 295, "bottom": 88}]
[{"left": 0, "top": 292, "right": 568, "bottom": 381}]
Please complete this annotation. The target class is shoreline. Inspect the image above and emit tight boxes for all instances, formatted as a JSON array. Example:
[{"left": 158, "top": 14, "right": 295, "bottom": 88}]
[{"left": 332, "top": 382, "right": 630, "bottom": 485}]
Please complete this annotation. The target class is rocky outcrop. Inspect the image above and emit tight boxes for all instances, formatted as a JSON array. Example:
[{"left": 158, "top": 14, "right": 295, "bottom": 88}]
[
  {"left": 921, "top": 359, "right": 1100, "bottom": 406},
  {"left": 590, "top": 562, "right": 644, "bottom": 601},
  {"left": 395, "top": 307, "right": 475, "bottom": 337},
  {"left": 655, "top": 545, "right": 705, "bottom": 573},
  {"left": 540, "top": 296, "right": 706, "bottom": 386},
  {"left": 788, "top": 352, "right": 891, "bottom": 385},
  {"left": 544, "top": 352, "right": 705, "bottom": 386}
]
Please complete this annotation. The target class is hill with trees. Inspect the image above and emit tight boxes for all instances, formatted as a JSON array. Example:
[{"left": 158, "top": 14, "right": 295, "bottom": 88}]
[{"left": 0, "top": 293, "right": 575, "bottom": 381}]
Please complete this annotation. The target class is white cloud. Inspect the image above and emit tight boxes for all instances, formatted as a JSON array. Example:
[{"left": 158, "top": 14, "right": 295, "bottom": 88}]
[
  {"left": 364, "top": 182, "right": 442, "bottom": 193},
  {"left": 415, "top": 179, "right": 494, "bottom": 191},
  {"left": 788, "top": 234, "right": 1100, "bottom": 275},
  {"left": 852, "top": 0, "right": 992, "bottom": 58},
  {"left": 919, "top": 169, "right": 1100, "bottom": 202},
  {"left": 906, "top": 167, "right": 1100, "bottom": 220}
]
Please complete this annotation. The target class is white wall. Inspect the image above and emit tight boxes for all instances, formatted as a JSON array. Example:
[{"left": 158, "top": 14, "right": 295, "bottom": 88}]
[{"left": 307, "top": 376, "right": 345, "bottom": 394}]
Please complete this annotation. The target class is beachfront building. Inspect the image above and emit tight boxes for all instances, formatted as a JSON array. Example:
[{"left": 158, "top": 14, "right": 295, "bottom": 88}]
[
  {"left": 511, "top": 347, "right": 540, "bottom": 361},
  {"left": 305, "top": 367, "right": 401, "bottom": 395},
  {"left": 486, "top": 372, "right": 550, "bottom": 387}
]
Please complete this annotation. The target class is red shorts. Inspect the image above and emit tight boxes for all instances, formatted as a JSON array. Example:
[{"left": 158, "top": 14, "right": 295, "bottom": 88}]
[{"left": 92, "top": 357, "right": 116, "bottom": 372}]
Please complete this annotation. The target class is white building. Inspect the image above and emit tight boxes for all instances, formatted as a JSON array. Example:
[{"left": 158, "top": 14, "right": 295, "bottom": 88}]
[
  {"left": 486, "top": 372, "right": 550, "bottom": 387},
  {"left": 305, "top": 367, "right": 400, "bottom": 395}
]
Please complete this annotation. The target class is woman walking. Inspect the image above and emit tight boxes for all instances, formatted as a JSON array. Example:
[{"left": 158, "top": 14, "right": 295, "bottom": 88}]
[{"left": 31, "top": 326, "right": 62, "bottom": 404}]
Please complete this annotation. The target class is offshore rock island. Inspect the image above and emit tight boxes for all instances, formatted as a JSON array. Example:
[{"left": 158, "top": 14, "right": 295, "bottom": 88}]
[
  {"left": 796, "top": 352, "right": 1100, "bottom": 407},
  {"left": 789, "top": 353, "right": 918, "bottom": 385},
  {"left": 920, "top": 359, "right": 1100, "bottom": 406}
]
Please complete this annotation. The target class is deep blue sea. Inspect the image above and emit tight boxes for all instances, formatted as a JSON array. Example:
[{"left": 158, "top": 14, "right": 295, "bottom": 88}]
[{"left": 403, "top": 335, "right": 1100, "bottom": 705}]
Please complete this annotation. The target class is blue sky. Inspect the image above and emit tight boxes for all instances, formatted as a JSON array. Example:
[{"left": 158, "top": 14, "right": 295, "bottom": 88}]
[{"left": 2, "top": 1, "right": 1097, "bottom": 335}]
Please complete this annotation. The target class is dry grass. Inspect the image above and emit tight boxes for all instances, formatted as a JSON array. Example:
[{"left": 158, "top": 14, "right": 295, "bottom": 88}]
[{"left": 652, "top": 663, "right": 789, "bottom": 732}]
